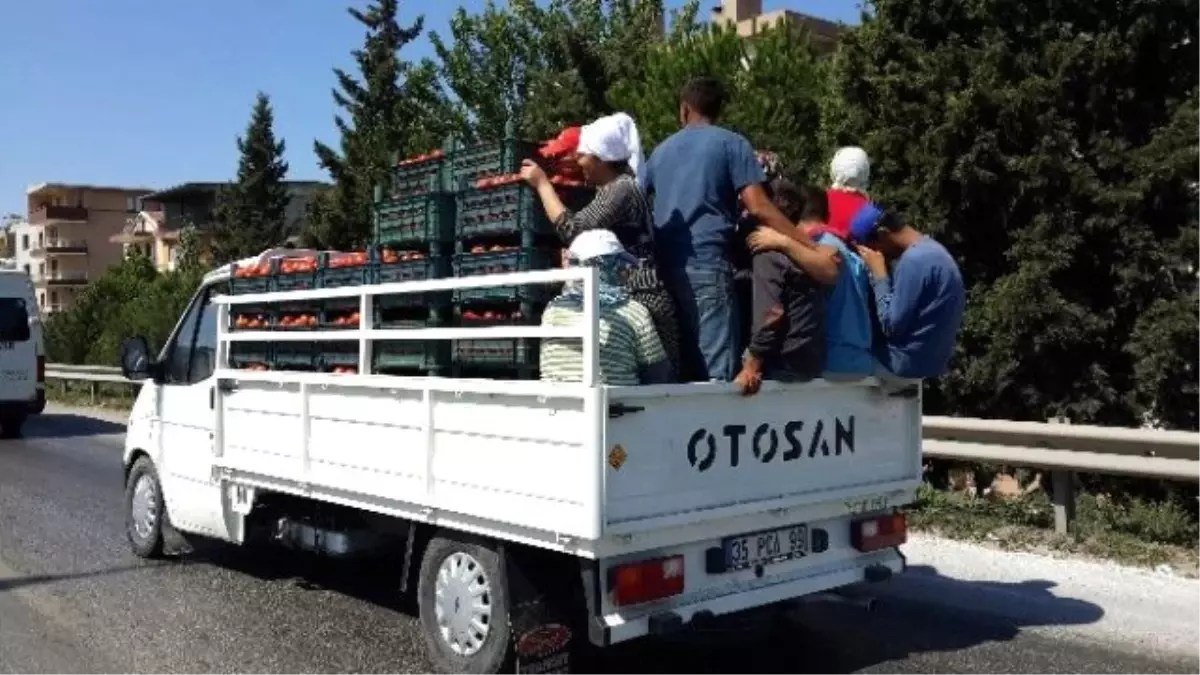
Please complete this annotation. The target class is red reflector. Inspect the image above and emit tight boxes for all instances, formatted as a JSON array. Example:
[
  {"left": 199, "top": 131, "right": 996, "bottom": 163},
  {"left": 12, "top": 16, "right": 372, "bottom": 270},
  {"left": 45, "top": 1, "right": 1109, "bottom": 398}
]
[
  {"left": 36, "top": 355, "right": 45, "bottom": 383},
  {"left": 610, "top": 555, "right": 685, "bottom": 607},
  {"left": 851, "top": 512, "right": 907, "bottom": 552}
]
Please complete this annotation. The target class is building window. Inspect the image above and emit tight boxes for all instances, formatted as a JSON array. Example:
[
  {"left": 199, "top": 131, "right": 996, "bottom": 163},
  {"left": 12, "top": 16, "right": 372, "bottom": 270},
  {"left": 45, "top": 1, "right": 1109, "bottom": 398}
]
[
  {"left": 38, "top": 263, "right": 44, "bottom": 276},
  {"left": 23, "top": 264, "right": 29, "bottom": 274},
  {"left": 50, "top": 291, "right": 58, "bottom": 304},
  {"left": 21, "top": 235, "right": 28, "bottom": 251},
  {"left": 37, "top": 232, "right": 44, "bottom": 248}
]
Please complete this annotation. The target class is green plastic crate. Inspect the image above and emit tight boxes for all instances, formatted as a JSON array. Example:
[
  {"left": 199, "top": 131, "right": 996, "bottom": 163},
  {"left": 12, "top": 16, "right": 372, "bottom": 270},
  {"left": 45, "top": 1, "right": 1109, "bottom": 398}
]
[
  {"left": 373, "top": 341, "right": 451, "bottom": 371},
  {"left": 375, "top": 194, "right": 456, "bottom": 247},
  {"left": 229, "top": 342, "right": 271, "bottom": 369},
  {"left": 452, "top": 248, "right": 560, "bottom": 303},
  {"left": 273, "top": 343, "right": 318, "bottom": 371},
  {"left": 456, "top": 184, "right": 594, "bottom": 240},
  {"left": 317, "top": 342, "right": 359, "bottom": 370},
  {"left": 389, "top": 155, "right": 448, "bottom": 197},
  {"left": 452, "top": 338, "right": 539, "bottom": 368},
  {"left": 449, "top": 140, "right": 539, "bottom": 188}
]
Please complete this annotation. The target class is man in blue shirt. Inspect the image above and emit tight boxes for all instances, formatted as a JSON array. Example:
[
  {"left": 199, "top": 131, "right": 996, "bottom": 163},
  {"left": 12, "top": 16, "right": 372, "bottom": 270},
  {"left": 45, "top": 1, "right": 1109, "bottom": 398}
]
[
  {"left": 848, "top": 203, "right": 965, "bottom": 379},
  {"left": 746, "top": 183, "right": 876, "bottom": 380},
  {"left": 640, "top": 77, "right": 838, "bottom": 381}
]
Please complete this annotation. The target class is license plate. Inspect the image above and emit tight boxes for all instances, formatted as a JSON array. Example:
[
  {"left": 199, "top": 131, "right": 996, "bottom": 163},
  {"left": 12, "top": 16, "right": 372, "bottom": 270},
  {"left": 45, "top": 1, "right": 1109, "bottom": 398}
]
[{"left": 723, "top": 524, "right": 809, "bottom": 571}]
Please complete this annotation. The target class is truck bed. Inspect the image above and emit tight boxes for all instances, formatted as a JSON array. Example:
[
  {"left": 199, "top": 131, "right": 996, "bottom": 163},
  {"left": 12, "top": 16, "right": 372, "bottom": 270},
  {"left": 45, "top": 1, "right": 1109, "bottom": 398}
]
[{"left": 212, "top": 371, "right": 922, "bottom": 557}]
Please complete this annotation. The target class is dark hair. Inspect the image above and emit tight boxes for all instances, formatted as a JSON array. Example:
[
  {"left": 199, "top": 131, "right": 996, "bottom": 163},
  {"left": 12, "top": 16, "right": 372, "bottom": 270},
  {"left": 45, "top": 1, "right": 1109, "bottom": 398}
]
[
  {"left": 769, "top": 180, "right": 829, "bottom": 224},
  {"left": 679, "top": 76, "right": 725, "bottom": 121},
  {"left": 878, "top": 209, "right": 903, "bottom": 233}
]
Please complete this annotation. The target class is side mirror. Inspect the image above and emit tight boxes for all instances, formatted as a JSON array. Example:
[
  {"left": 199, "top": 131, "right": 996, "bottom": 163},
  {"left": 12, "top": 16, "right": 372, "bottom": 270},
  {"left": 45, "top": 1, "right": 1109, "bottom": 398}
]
[{"left": 119, "top": 336, "right": 157, "bottom": 382}]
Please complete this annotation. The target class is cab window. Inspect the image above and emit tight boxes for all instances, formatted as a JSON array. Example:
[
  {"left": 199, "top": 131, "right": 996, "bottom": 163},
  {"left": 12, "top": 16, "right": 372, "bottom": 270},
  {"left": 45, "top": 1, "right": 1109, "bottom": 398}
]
[{"left": 163, "top": 282, "right": 228, "bottom": 385}]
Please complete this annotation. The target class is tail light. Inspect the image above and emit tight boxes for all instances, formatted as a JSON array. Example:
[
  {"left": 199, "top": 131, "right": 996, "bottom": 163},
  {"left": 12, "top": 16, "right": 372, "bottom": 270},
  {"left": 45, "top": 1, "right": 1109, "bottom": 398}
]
[
  {"left": 610, "top": 555, "right": 685, "bottom": 607},
  {"left": 36, "top": 355, "right": 45, "bottom": 383},
  {"left": 851, "top": 512, "right": 907, "bottom": 552}
]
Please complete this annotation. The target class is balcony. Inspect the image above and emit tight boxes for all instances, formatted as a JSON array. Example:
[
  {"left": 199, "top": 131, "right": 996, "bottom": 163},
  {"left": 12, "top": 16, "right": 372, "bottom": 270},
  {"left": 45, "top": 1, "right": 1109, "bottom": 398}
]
[
  {"left": 31, "top": 238, "right": 89, "bottom": 256},
  {"left": 30, "top": 205, "right": 89, "bottom": 223},
  {"left": 32, "top": 270, "right": 89, "bottom": 286}
]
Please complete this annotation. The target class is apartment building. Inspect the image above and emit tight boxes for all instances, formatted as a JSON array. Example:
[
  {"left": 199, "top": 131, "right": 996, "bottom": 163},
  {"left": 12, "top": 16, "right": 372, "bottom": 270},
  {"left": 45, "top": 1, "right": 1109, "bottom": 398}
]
[
  {"left": 111, "top": 180, "right": 327, "bottom": 272},
  {"left": 710, "top": 0, "right": 845, "bottom": 53},
  {"left": 16, "top": 182, "right": 152, "bottom": 314}
]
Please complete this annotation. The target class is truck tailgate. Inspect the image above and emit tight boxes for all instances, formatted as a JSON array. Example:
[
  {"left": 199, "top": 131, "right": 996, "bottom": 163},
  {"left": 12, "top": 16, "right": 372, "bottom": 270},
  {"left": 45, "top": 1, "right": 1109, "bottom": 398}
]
[{"left": 602, "top": 379, "right": 921, "bottom": 532}]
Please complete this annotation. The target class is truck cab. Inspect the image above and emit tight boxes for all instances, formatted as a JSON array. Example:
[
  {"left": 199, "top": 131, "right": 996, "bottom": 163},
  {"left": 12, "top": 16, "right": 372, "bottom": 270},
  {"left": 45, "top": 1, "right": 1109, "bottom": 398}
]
[
  {"left": 0, "top": 268, "right": 42, "bottom": 436},
  {"left": 116, "top": 249, "right": 921, "bottom": 673}
]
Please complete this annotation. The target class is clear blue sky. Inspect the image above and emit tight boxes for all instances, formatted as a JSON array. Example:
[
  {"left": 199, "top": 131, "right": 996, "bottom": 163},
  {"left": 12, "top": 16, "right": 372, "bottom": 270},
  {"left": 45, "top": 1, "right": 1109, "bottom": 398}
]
[{"left": 0, "top": 0, "right": 861, "bottom": 217}]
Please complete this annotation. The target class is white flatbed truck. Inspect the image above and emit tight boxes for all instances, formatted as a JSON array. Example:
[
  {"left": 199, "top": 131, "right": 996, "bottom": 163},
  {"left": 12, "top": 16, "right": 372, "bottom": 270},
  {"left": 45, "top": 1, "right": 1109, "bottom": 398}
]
[{"left": 116, "top": 250, "right": 922, "bottom": 673}]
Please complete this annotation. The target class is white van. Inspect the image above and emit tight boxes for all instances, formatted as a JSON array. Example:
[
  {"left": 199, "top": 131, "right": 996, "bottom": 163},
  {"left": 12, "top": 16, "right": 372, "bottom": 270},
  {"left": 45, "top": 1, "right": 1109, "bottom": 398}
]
[
  {"left": 116, "top": 250, "right": 921, "bottom": 673},
  {"left": 0, "top": 268, "right": 42, "bottom": 436}
]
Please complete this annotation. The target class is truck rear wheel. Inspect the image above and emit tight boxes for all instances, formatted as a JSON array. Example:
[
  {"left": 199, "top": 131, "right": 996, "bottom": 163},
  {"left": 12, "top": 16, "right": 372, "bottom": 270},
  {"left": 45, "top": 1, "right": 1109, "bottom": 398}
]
[
  {"left": 417, "top": 532, "right": 513, "bottom": 674},
  {"left": 125, "top": 456, "right": 166, "bottom": 558}
]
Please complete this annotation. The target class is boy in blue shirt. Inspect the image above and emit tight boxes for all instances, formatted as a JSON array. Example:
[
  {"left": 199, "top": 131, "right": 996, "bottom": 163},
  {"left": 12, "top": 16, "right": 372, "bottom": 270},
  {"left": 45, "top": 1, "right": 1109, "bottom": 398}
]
[
  {"left": 747, "top": 183, "right": 876, "bottom": 381},
  {"left": 639, "top": 77, "right": 839, "bottom": 382},
  {"left": 848, "top": 204, "right": 965, "bottom": 378}
]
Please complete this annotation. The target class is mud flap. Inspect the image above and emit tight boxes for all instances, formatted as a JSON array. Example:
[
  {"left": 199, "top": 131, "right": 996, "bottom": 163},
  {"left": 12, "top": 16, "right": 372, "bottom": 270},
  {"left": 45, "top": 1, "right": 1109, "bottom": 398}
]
[{"left": 503, "top": 545, "right": 574, "bottom": 674}]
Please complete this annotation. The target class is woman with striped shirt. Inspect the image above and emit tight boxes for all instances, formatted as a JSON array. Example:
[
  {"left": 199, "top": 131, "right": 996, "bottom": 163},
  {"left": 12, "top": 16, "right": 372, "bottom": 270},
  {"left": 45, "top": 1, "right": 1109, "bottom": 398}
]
[{"left": 520, "top": 113, "right": 681, "bottom": 381}]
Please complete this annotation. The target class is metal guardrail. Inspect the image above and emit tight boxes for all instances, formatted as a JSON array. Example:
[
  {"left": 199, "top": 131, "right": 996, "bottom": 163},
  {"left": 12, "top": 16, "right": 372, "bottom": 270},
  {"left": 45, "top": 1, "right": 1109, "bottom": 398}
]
[{"left": 46, "top": 364, "right": 1199, "bottom": 533}]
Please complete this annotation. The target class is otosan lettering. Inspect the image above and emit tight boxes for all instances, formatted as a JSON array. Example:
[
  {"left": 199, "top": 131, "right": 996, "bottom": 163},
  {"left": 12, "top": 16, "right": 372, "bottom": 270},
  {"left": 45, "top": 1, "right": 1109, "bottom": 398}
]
[{"left": 686, "top": 416, "right": 856, "bottom": 472}]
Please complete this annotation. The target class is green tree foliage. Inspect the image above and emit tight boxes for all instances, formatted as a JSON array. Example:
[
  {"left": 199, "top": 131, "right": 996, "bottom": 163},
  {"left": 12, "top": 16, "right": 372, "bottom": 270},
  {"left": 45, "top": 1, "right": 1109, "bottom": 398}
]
[
  {"left": 307, "top": 0, "right": 459, "bottom": 249},
  {"left": 609, "top": 18, "right": 828, "bottom": 181},
  {"left": 210, "top": 92, "right": 292, "bottom": 264},
  {"left": 44, "top": 252, "right": 200, "bottom": 366},
  {"left": 828, "top": 0, "right": 1199, "bottom": 429},
  {"left": 431, "top": 0, "right": 676, "bottom": 142}
]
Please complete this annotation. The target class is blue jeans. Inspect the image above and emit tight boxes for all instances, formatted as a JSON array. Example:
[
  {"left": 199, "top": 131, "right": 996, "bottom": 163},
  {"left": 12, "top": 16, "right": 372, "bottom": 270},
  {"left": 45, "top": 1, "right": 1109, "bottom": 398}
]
[{"left": 666, "top": 263, "right": 740, "bottom": 382}]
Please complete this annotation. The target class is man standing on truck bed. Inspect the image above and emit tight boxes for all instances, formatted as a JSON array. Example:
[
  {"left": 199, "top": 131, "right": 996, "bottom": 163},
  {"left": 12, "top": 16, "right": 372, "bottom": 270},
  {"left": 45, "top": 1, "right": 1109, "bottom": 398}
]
[{"left": 639, "top": 76, "right": 839, "bottom": 383}]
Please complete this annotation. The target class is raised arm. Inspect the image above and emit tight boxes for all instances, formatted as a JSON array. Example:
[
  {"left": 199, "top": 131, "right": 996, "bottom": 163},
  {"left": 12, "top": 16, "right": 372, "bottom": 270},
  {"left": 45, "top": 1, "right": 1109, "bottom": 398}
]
[
  {"left": 550, "top": 178, "right": 633, "bottom": 243},
  {"left": 727, "top": 139, "right": 840, "bottom": 284},
  {"left": 859, "top": 246, "right": 922, "bottom": 338}
]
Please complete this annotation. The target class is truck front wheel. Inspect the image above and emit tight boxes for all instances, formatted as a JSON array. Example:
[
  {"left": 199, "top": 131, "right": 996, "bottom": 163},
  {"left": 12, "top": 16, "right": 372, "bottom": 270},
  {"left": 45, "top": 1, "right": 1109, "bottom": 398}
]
[
  {"left": 417, "top": 532, "right": 513, "bottom": 674},
  {"left": 125, "top": 456, "right": 166, "bottom": 558}
]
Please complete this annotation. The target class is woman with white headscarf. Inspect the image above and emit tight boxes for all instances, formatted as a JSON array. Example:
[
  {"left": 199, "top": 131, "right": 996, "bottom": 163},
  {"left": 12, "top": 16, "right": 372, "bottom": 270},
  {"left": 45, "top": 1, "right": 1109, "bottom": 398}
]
[
  {"left": 520, "top": 112, "right": 680, "bottom": 380},
  {"left": 825, "top": 146, "right": 871, "bottom": 241}
]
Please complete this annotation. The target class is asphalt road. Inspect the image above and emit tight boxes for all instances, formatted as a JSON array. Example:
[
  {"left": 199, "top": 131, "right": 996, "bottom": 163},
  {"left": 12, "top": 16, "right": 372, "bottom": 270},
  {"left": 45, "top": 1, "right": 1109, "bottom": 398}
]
[{"left": 1, "top": 407, "right": 1196, "bottom": 674}]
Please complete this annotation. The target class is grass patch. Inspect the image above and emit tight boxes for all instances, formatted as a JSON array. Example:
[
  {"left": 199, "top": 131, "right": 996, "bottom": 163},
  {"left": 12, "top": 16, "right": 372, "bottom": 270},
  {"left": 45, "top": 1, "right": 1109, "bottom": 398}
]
[
  {"left": 908, "top": 483, "right": 1199, "bottom": 575},
  {"left": 45, "top": 380, "right": 137, "bottom": 412}
]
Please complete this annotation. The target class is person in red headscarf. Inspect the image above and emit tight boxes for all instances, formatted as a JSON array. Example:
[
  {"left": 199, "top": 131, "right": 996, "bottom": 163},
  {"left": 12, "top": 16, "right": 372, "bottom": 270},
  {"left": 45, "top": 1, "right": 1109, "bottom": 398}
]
[{"left": 824, "top": 146, "right": 871, "bottom": 241}]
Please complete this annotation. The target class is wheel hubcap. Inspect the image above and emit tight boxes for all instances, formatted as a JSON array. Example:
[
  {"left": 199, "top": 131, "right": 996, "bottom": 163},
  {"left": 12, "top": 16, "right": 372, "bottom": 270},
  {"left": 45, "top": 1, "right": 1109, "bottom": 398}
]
[
  {"left": 434, "top": 551, "right": 493, "bottom": 656},
  {"left": 130, "top": 474, "right": 158, "bottom": 540}
]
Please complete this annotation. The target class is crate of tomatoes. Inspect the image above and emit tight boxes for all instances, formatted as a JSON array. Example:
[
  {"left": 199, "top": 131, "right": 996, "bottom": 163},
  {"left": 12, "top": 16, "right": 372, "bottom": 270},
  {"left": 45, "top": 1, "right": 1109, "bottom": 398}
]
[
  {"left": 452, "top": 245, "right": 560, "bottom": 303},
  {"left": 230, "top": 261, "right": 272, "bottom": 295},
  {"left": 274, "top": 255, "right": 320, "bottom": 292},
  {"left": 374, "top": 192, "right": 456, "bottom": 247},
  {"left": 321, "top": 250, "right": 372, "bottom": 289},
  {"left": 389, "top": 148, "right": 448, "bottom": 197},
  {"left": 449, "top": 139, "right": 540, "bottom": 189},
  {"left": 457, "top": 174, "right": 589, "bottom": 240}
]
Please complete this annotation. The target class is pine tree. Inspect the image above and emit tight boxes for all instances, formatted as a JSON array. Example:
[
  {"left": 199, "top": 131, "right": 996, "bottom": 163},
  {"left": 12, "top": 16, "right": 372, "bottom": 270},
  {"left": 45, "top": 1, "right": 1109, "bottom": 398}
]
[
  {"left": 306, "top": 0, "right": 457, "bottom": 250},
  {"left": 210, "top": 92, "right": 291, "bottom": 263}
]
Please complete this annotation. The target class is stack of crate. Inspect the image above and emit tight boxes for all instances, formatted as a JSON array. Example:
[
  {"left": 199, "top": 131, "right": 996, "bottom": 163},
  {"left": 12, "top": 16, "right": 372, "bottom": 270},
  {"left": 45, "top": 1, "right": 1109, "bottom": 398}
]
[
  {"left": 448, "top": 139, "right": 593, "bottom": 380},
  {"left": 225, "top": 133, "right": 595, "bottom": 380},
  {"left": 228, "top": 253, "right": 363, "bottom": 374},
  {"left": 370, "top": 148, "right": 457, "bottom": 376}
]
